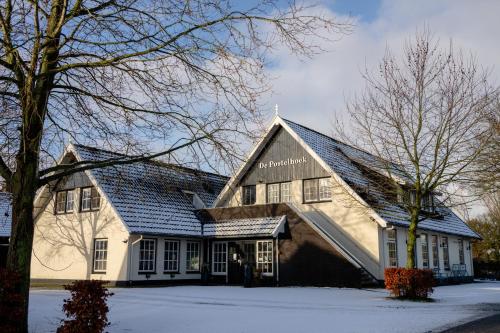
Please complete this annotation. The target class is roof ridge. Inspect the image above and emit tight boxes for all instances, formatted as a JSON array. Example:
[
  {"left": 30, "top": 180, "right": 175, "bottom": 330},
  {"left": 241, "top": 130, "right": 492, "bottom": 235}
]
[
  {"left": 280, "top": 117, "right": 378, "bottom": 159},
  {"left": 281, "top": 117, "right": 403, "bottom": 169},
  {"left": 72, "top": 143, "right": 229, "bottom": 180}
]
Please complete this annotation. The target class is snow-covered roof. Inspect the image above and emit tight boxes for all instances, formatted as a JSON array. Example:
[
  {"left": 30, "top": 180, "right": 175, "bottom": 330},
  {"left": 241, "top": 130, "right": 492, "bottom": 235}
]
[
  {"left": 282, "top": 119, "right": 479, "bottom": 239},
  {"left": 203, "top": 216, "right": 286, "bottom": 238},
  {"left": 71, "top": 144, "right": 228, "bottom": 236},
  {"left": 0, "top": 192, "right": 11, "bottom": 237}
]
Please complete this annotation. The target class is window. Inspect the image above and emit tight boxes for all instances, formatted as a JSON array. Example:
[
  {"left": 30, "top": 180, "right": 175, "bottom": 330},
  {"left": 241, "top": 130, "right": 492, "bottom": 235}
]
[
  {"left": 55, "top": 190, "right": 74, "bottom": 214},
  {"left": 398, "top": 189, "right": 435, "bottom": 213},
  {"left": 81, "top": 187, "right": 101, "bottom": 211},
  {"left": 139, "top": 239, "right": 156, "bottom": 272},
  {"left": 280, "top": 182, "right": 292, "bottom": 202},
  {"left": 387, "top": 229, "right": 398, "bottom": 267},
  {"left": 421, "top": 234, "right": 429, "bottom": 268},
  {"left": 318, "top": 178, "right": 332, "bottom": 201},
  {"left": 303, "top": 178, "right": 331, "bottom": 202},
  {"left": 93, "top": 239, "right": 108, "bottom": 273},
  {"left": 458, "top": 239, "right": 465, "bottom": 265},
  {"left": 266, "top": 182, "right": 292, "bottom": 203},
  {"left": 163, "top": 240, "right": 179, "bottom": 272},
  {"left": 212, "top": 242, "right": 227, "bottom": 274},
  {"left": 242, "top": 185, "right": 256, "bottom": 205},
  {"left": 442, "top": 237, "right": 450, "bottom": 270},
  {"left": 66, "top": 191, "right": 74, "bottom": 212},
  {"left": 422, "top": 194, "right": 435, "bottom": 213},
  {"left": 257, "top": 240, "right": 273, "bottom": 275},
  {"left": 431, "top": 235, "right": 439, "bottom": 268},
  {"left": 267, "top": 183, "right": 280, "bottom": 203},
  {"left": 186, "top": 241, "right": 201, "bottom": 272}
]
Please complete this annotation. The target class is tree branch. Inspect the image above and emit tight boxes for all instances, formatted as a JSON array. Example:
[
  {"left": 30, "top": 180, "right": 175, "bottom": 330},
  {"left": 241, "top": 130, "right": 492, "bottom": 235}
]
[{"left": 38, "top": 134, "right": 212, "bottom": 186}]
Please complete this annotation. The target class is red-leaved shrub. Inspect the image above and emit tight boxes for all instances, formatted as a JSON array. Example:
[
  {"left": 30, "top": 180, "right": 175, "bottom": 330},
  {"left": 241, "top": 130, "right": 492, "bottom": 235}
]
[
  {"left": 57, "top": 280, "right": 113, "bottom": 333},
  {"left": 0, "top": 268, "right": 24, "bottom": 333},
  {"left": 385, "top": 268, "right": 435, "bottom": 299}
]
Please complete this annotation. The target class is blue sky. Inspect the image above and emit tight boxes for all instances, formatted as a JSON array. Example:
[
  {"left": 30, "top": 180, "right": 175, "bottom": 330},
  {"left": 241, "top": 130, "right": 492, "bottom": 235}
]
[
  {"left": 328, "top": 0, "right": 381, "bottom": 22},
  {"left": 263, "top": 0, "right": 500, "bottom": 133}
]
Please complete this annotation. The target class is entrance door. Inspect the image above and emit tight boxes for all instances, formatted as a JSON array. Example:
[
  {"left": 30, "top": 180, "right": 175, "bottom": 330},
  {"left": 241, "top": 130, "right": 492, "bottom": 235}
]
[{"left": 227, "top": 242, "right": 244, "bottom": 284}]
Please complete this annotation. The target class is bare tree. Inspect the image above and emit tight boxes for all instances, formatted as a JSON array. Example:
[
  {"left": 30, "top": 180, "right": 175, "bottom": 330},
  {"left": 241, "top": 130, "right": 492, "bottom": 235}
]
[
  {"left": 337, "top": 31, "right": 498, "bottom": 269},
  {"left": 468, "top": 194, "right": 500, "bottom": 263},
  {"left": 472, "top": 102, "right": 500, "bottom": 196},
  {"left": 0, "top": 1, "right": 350, "bottom": 331}
]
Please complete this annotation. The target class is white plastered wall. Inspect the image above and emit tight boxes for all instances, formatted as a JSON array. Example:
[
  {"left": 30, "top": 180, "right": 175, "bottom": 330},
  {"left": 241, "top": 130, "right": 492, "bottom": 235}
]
[
  {"left": 31, "top": 189, "right": 130, "bottom": 282},
  {"left": 382, "top": 226, "right": 474, "bottom": 276}
]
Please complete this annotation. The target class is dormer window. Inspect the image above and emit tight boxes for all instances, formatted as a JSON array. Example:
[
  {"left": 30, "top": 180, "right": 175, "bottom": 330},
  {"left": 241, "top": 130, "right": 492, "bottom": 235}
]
[
  {"left": 183, "top": 191, "right": 205, "bottom": 209},
  {"left": 81, "top": 187, "right": 101, "bottom": 211},
  {"left": 397, "top": 189, "right": 435, "bottom": 213}
]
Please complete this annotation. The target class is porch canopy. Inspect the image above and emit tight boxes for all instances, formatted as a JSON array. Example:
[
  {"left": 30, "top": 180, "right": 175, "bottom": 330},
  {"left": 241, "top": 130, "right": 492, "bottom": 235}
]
[{"left": 202, "top": 216, "right": 286, "bottom": 238}]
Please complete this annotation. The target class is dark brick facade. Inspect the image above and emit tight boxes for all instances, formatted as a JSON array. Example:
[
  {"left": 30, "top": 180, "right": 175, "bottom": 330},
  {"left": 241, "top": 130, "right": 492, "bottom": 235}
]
[{"left": 200, "top": 204, "right": 362, "bottom": 287}]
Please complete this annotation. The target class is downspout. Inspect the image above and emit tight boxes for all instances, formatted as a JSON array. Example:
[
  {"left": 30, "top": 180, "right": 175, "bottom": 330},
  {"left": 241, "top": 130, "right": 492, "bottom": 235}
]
[{"left": 128, "top": 235, "right": 143, "bottom": 285}]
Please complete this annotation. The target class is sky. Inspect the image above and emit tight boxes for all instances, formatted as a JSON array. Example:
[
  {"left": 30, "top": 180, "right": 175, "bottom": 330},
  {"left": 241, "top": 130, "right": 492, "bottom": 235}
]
[{"left": 263, "top": 0, "right": 500, "bottom": 136}]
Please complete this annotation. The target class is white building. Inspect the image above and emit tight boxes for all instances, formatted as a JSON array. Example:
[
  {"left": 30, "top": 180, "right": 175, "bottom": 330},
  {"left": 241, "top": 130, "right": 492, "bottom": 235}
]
[{"left": 0, "top": 116, "right": 480, "bottom": 286}]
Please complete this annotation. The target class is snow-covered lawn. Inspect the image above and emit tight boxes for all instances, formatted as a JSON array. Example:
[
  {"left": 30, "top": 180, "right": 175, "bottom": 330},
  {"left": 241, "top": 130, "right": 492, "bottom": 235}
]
[{"left": 29, "top": 281, "right": 500, "bottom": 333}]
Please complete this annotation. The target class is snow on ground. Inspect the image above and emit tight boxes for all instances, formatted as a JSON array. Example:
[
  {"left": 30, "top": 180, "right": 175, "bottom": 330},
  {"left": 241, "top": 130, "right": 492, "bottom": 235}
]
[{"left": 29, "top": 281, "right": 500, "bottom": 333}]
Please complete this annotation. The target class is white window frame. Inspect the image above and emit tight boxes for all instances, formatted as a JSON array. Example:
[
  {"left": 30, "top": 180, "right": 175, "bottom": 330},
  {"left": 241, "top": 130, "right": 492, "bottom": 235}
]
[
  {"left": 267, "top": 183, "right": 280, "bottom": 203},
  {"left": 421, "top": 234, "right": 429, "bottom": 268},
  {"left": 318, "top": 178, "right": 332, "bottom": 201},
  {"left": 280, "top": 182, "right": 292, "bottom": 202},
  {"left": 303, "top": 178, "right": 331, "bottom": 203},
  {"left": 431, "top": 235, "right": 439, "bottom": 268},
  {"left": 387, "top": 229, "right": 398, "bottom": 267},
  {"left": 212, "top": 242, "right": 227, "bottom": 275},
  {"left": 81, "top": 187, "right": 101, "bottom": 212},
  {"left": 93, "top": 238, "right": 108, "bottom": 273},
  {"left": 56, "top": 191, "right": 67, "bottom": 214},
  {"left": 66, "top": 190, "right": 75, "bottom": 213},
  {"left": 458, "top": 239, "right": 465, "bottom": 265},
  {"left": 186, "top": 241, "right": 201, "bottom": 272},
  {"left": 139, "top": 239, "right": 156, "bottom": 273},
  {"left": 303, "top": 179, "right": 318, "bottom": 202},
  {"left": 256, "top": 240, "right": 273, "bottom": 276},
  {"left": 163, "top": 240, "right": 179, "bottom": 273},
  {"left": 442, "top": 236, "right": 450, "bottom": 270},
  {"left": 81, "top": 187, "right": 92, "bottom": 211},
  {"left": 55, "top": 190, "right": 74, "bottom": 214}
]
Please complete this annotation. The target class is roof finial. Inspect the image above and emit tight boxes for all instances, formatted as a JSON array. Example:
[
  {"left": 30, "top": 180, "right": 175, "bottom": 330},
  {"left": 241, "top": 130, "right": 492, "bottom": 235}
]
[{"left": 275, "top": 103, "right": 279, "bottom": 117}]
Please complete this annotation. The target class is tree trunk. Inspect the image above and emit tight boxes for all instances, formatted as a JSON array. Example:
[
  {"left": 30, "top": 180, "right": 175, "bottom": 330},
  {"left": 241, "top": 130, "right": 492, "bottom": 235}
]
[
  {"left": 406, "top": 211, "right": 419, "bottom": 268},
  {"left": 6, "top": 152, "right": 39, "bottom": 333}
]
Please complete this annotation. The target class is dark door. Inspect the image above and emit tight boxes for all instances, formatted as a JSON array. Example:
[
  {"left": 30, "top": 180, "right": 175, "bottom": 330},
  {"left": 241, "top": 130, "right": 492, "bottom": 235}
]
[{"left": 228, "top": 242, "right": 243, "bottom": 284}]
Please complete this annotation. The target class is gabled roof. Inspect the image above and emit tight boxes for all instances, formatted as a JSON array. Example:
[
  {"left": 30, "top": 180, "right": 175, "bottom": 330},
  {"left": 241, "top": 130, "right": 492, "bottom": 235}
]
[
  {"left": 0, "top": 192, "right": 11, "bottom": 237},
  {"left": 69, "top": 144, "right": 228, "bottom": 236},
  {"left": 283, "top": 119, "right": 479, "bottom": 239},
  {"left": 215, "top": 116, "right": 479, "bottom": 239}
]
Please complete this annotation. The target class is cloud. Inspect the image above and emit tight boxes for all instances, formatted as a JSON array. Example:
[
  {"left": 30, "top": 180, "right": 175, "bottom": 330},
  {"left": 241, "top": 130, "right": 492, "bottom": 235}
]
[{"left": 264, "top": 0, "right": 500, "bottom": 136}]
